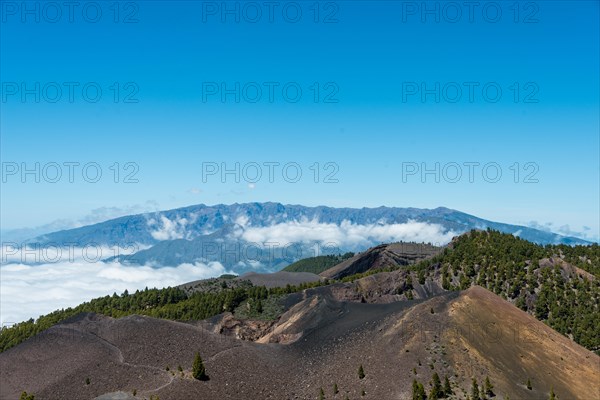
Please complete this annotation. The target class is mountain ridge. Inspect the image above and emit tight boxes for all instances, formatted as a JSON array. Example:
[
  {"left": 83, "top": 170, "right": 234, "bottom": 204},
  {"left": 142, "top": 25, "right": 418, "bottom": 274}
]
[
  {"left": 27, "top": 203, "right": 590, "bottom": 247},
  {"left": 10, "top": 203, "right": 591, "bottom": 276}
]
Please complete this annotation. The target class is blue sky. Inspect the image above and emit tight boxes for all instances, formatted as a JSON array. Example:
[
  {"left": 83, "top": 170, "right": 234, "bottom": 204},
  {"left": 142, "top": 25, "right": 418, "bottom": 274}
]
[{"left": 1, "top": 0, "right": 599, "bottom": 241}]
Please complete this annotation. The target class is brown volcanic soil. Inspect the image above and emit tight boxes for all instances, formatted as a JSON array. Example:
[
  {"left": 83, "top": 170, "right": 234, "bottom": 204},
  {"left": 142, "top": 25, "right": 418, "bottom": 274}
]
[
  {"left": 0, "top": 313, "right": 292, "bottom": 400},
  {"left": 236, "top": 271, "right": 323, "bottom": 288},
  {"left": 1, "top": 287, "right": 598, "bottom": 400},
  {"left": 178, "top": 271, "right": 322, "bottom": 296},
  {"left": 383, "top": 286, "right": 600, "bottom": 400},
  {"left": 319, "top": 242, "right": 441, "bottom": 280},
  {"left": 296, "top": 268, "right": 444, "bottom": 305},
  {"left": 441, "top": 286, "right": 600, "bottom": 399}
]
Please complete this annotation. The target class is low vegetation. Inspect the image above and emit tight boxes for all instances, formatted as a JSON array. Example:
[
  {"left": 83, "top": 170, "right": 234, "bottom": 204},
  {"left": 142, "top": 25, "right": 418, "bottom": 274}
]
[
  {"left": 192, "top": 352, "right": 208, "bottom": 381},
  {"left": 0, "top": 280, "right": 327, "bottom": 352},
  {"left": 358, "top": 364, "right": 365, "bottom": 379},
  {"left": 414, "top": 230, "right": 599, "bottom": 354},
  {"left": 283, "top": 252, "right": 355, "bottom": 274},
  {"left": 339, "top": 230, "right": 599, "bottom": 354}
]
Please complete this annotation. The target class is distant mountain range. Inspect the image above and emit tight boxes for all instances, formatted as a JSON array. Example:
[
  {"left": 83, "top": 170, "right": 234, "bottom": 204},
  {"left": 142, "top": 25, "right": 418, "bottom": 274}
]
[{"left": 20, "top": 202, "right": 590, "bottom": 274}]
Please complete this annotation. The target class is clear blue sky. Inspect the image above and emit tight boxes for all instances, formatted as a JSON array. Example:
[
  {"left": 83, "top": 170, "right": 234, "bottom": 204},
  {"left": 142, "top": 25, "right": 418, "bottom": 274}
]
[{"left": 1, "top": 1, "right": 599, "bottom": 241}]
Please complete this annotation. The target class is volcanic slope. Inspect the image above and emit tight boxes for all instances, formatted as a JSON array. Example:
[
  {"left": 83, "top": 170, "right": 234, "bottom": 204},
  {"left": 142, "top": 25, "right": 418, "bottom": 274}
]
[
  {"left": 1, "top": 286, "right": 598, "bottom": 400},
  {"left": 319, "top": 242, "right": 441, "bottom": 280}
]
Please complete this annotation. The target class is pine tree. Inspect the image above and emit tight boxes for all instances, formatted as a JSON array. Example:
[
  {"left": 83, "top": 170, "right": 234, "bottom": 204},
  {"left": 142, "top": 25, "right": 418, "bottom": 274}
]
[
  {"left": 549, "top": 387, "right": 556, "bottom": 400},
  {"left": 358, "top": 364, "right": 365, "bottom": 379},
  {"left": 413, "top": 380, "right": 426, "bottom": 400},
  {"left": 192, "top": 352, "right": 208, "bottom": 381},
  {"left": 471, "top": 378, "right": 480, "bottom": 400},
  {"left": 319, "top": 387, "right": 325, "bottom": 400},
  {"left": 333, "top": 383, "right": 339, "bottom": 394},
  {"left": 526, "top": 378, "right": 532, "bottom": 390},
  {"left": 484, "top": 376, "right": 494, "bottom": 397},
  {"left": 429, "top": 372, "right": 442, "bottom": 399},
  {"left": 443, "top": 376, "right": 452, "bottom": 397}
]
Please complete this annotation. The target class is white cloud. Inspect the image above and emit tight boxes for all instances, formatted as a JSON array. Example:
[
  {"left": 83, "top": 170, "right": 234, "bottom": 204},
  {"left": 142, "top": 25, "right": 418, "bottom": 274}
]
[
  {"left": 235, "top": 215, "right": 249, "bottom": 227},
  {"left": 527, "top": 220, "right": 599, "bottom": 243},
  {"left": 236, "top": 218, "right": 457, "bottom": 249},
  {"left": 527, "top": 220, "right": 554, "bottom": 232},
  {"left": 0, "top": 258, "right": 230, "bottom": 326},
  {"left": 0, "top": 244, "right": 231, "bottom": 325},
  {"left": 148, "top": 214, "right": 197, "bottom": 241},
  {"left": 514, "top": 229, "right": 523, "bottom": 237},
  {"left": 0, "top": 218, "right": 461, "bottom": 325}
]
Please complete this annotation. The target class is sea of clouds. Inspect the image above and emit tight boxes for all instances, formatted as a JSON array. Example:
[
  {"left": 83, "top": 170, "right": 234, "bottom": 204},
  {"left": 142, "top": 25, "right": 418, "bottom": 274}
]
[
  {"left": 0, "top": 244, "right": 231, "bottom": 326},
  {"left": 1, "top": 218, "right": 458, "bottom": 325}
]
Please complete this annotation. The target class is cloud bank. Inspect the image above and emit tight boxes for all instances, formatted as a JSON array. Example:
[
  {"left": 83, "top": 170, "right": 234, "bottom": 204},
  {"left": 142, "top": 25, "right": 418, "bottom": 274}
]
[
  {"left": 0, "top": 246, "right": 230, "bottom": 325},
  {"left": 527, "top": 221, "right": 599, "bottom": 243},
  {"left": 1, "top": 218, "right": 460, "bottom": 325},
  {"left": 236, "top": 218, "right": 458, "bottom": 249}
]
